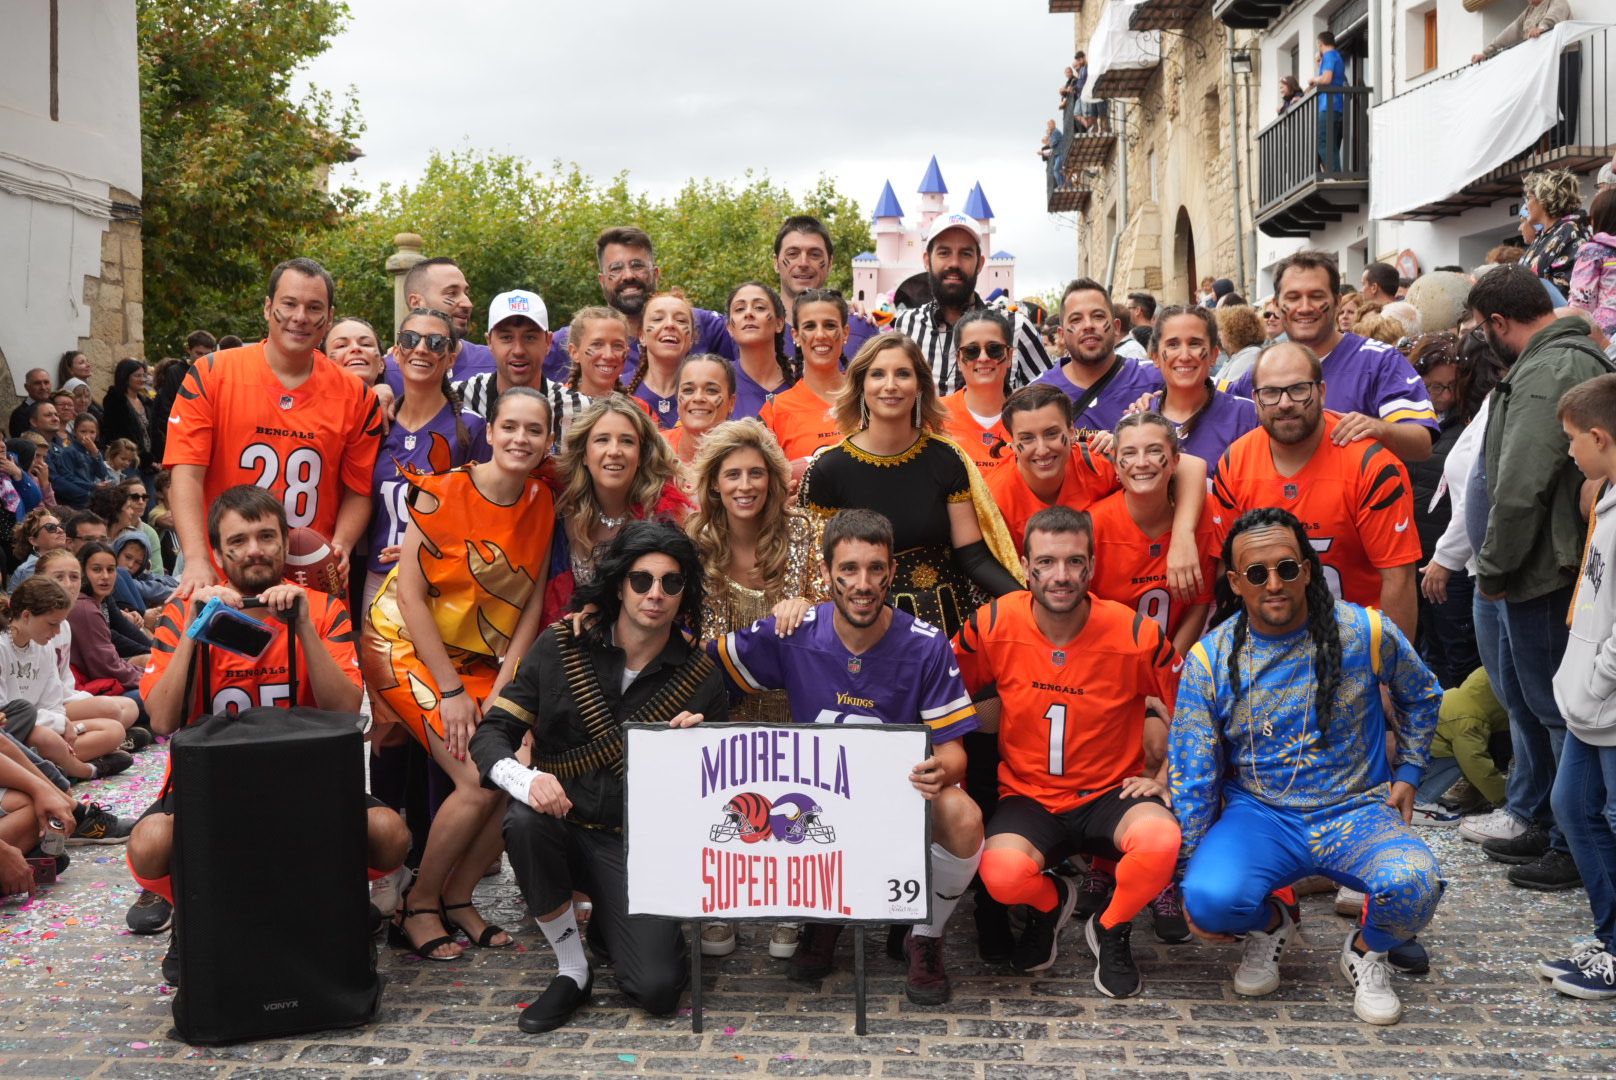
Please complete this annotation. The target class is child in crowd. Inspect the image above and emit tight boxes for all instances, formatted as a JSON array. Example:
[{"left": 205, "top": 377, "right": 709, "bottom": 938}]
[
  {"left": 1414, "top": 667, "right": 1509, "bottom": 822},
  {"left": 111, "top": 531, "right": 176, "bottom": 609},
  {"left": 1543, "top": 374, "right": 1616, "bottom": 1000},
  {"left": 105, "top": 439, "right": 141, "bottom": 481}
]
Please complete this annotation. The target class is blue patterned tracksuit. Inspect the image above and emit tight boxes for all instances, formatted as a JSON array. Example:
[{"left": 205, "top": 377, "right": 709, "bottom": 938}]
[{"left": 1169, "top": 601, "right": 1445, "bottom": 951}]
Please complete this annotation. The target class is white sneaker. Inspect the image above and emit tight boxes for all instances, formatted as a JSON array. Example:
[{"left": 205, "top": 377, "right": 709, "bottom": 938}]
[
  {"left": 1335, "top": 888, "right": 1367, "bottom": 918},
  {"left": 1234, "top": 901, "right": 1294, "bottom": 996},
  {"left": 369, "top": 865, "right": 410, "bottom": 919},
  {"left": 1458, "top": 808, "right": 1527, "bottom": 844},
  {"left": 769, "top": 923, "right": 801, "bottom": 959},
  {"left": 1339, "top": 932, "right": 1402, "bottom": 1025},
  {"left": 1410, "top": 802, "right": 1462, "bottom": 827},
  {"left": 700, "top": 922, "right": 737, "bottom": 957}
]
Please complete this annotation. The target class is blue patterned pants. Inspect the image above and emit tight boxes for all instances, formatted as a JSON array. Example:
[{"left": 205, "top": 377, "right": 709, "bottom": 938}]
[{"left": 1182, "top": 787, "right": 1444, "bottom": 951}]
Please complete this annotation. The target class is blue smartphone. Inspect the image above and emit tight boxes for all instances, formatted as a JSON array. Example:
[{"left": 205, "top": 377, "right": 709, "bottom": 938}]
[{"left": 186, "top": 597, "right": 275, "bottom": 658}]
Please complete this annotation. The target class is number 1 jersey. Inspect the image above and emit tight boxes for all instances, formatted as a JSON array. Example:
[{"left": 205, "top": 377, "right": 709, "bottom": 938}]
[{"left": 165, "top": 344, "right": 385, "bottom": 540}]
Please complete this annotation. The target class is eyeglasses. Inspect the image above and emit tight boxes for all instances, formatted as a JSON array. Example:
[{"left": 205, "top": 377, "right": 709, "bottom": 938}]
[
  {"left": 959, "top": 342, "right": 1009, "bottom": 362},
  {"left": 604, "top": 259, "right": 654, "bottom": 280},
  {"left": 1252, "top": 380, "right": 1319, "bottom": 407},
  {"left": 397, "top": 329, "right": 451, "bottom": 354},
  {"left": 1241, "top": 558, "right": 1303, "bottom": 586},
  {"left": 1424, "top": 380, "right": 1456, "bottom": 395},
  {"left": 34, "top": 522, "right": 63, "bottom": 535},
  {"left": 626, "top": 570, "right": 686, "bottom": 596}
]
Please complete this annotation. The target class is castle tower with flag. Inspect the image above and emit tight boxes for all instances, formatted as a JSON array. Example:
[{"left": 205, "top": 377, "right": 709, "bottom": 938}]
[{"left": 852, "top": 157, "right": 1015, "bottom": 312}]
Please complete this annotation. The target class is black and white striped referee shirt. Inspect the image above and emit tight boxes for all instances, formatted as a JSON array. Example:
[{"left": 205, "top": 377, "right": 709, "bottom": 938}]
[
  {"left": 454, "top": 372, "right": 594, "bottom": 439},
  {"left": 890, "top": 299, "right": 1054, "bottom": 395}
]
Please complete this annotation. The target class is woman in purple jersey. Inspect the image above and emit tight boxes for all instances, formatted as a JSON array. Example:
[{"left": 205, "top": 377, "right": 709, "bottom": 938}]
[
  {"left": 1144, "top": 306, "right": 1257, "bottom": 470},
  {"left": 726, "top": 282, "right": 796, "bottom": 419},
  {"left": 627, "top": 291, "right": 695, "bottom": 429}
]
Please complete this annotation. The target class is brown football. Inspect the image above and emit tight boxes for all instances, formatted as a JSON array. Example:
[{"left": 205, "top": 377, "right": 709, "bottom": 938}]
[{"left": 284, "top": 527, "right": 343, "bottom": 594}]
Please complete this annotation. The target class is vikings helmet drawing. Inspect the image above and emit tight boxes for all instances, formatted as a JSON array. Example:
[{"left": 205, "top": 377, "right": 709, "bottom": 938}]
[
  {"left": 710, "top": 791, "right": 773, "bottom": 843},
  {"left": 769, "top": 792, "right": 836, "bottom": 845}
]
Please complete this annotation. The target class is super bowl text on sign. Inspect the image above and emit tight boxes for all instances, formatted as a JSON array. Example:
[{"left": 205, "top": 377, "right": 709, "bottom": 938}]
[{"left": 624, "top": 723, "right": 932, "bottom": 924}]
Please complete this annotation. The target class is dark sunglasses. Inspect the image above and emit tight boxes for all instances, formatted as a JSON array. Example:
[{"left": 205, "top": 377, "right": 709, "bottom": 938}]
[
  {"left": 959, "top": 342, "right": 1009, "bottom": 362},
  {"left": 1241, "top": 559, "right": 1303, "bottom": 587},
  {"left": 34, "top": 521, "right": 63, "bottom": 535},
  {"left": 626, "top": 570, "right": 686, "bottom": 596},
  {"left": 126, "top": 491, "right": 148, "bottom": 502},
  {"left": 397, "top": 329, "right": 452, "bottom": 354}
]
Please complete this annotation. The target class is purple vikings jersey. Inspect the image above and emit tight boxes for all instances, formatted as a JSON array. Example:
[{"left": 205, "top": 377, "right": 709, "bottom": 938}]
[
  {"left": 732, "top": 363, "right": 796, "bottom": 421},
  {"left": 367, "top": 403, "right": 489, "bottom": 574},
  {"left": 711, "top": 603, "right": 979, "bottom": 744},
  {"left": 1036, "top": 358, "right": 1165, "bottom": 439},
  {"left": 1147, "top": 388, "right": 1259, "bottom": 473},
  {"left": 1225, "top": 332, "right": 1438, "bottom": 436}
]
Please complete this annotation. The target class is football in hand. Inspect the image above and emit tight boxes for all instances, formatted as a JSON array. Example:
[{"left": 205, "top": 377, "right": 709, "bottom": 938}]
[{"left": 284, "top": 527, "right": 343, "bottom": 594}]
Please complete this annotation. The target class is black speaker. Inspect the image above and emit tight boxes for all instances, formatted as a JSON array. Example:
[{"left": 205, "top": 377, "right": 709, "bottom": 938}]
[{"left": 170, "top": 704, "right": 380, "bottom": 1045}]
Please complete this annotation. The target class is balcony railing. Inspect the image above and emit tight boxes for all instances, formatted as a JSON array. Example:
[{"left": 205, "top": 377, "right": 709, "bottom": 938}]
[
  {"left": 1046, "top": 88, "right": 1102, "bottom": 213},
  {"left": 1130, "top": 0, "right": 1208, "bottom": 32},
  {"left": 1384, "top": 28, "right": 1614, "bottom": 221},
  {"left": 1255, "top": 85, "right": 1371, "bottom": 237}
]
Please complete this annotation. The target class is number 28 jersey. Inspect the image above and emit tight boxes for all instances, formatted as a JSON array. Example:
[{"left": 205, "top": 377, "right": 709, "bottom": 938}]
[
  {"left": 953, "top": 591, "right": 1181, "bottom": 812},
  {"left": 711, "top": 603, "right": 979, "bottom": 744},
  {"left": 165, "top": 344, "right": 385, "bottom": 540}
]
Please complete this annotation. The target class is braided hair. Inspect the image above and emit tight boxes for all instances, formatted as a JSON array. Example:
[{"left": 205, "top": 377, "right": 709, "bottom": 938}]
[{"left": 1211, "top": 507, "right": 1342, "bottom": 743}]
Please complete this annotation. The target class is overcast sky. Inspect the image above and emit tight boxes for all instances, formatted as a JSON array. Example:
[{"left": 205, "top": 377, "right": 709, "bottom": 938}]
[{"left": 294, "top": 0, "right": 1081, "bottom": 298}]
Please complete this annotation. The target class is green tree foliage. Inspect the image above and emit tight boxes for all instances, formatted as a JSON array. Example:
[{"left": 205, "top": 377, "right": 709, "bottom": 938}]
[
  {"left": 138, "top": 0, "right": 363, "bottom": 355},
  {"left": 307, "top": 151, "right": 873, "bottom": 340}
]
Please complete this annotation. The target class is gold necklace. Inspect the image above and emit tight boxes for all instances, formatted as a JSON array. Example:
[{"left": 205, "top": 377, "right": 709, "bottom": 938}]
[{"left": 1237, "top": 632, "right": 1312, "bottom": 801}]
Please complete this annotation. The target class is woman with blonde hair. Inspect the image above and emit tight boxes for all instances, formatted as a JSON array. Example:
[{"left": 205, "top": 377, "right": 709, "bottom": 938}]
[
  {"left": 685, "top": 417, "right": 818, "bottom": 961},
  {"left": 549, "top": 394, "right": 690, "bottom": 619},
  {"left": 799, "top": 334, "right": 1021, "bottom": 639},
  {"left": 1522, "top": 168, "right": 1590, "bottom": 296}
]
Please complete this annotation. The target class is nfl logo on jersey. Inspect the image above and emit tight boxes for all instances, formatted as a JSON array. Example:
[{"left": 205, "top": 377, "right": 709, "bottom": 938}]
[
  {"left": 1283, "top": 483, "right": 1298, "bottom": 500},
  {"left": 846, "top": 657, "right": 862, "bottom": 675}
]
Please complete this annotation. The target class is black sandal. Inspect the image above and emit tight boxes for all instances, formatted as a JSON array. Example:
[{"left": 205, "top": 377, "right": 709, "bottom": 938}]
[
  {"left": 389, "top": 906, "right": 460, "bottom": 961},
  {"left": 442, "top": 901, "right": 512, "bottom": 948}
]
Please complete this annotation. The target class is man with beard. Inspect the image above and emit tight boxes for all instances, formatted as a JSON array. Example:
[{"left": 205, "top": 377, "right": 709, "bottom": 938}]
[
  {"left": 1036, "top": 279, "right": 1166, "bottom": 441},
  {"left": 1212, "top": 342, "right": 1421, "bottom": 639},
  {"left": 773, "top": 215, "right": 878, "bottom": 362},
  {"left": 1459, "top": 266, "right": 1611, "bottom": 889},
  {"left": 956, "top": 506, "right": 1183, "bottom": 998},
  {"left": 380, "top": 257, "right": 496, "bottom": 394},
  {"left": 127, "top": 484, "right": 410, "bottom": 985},
  {"left": 542, "top": 227, "right": 736, "bottom": 384},
  {"left": 453, "top": 290, "right": 588, "bottom": 430},
  {"left": 166, "top": 258, "right": 385, "bottom": 598},
  {"left": 711, "top": 508, "right": 984, "bottom": 1007},
  {"left": 1227, "top": 251, "right": 1436, "bottom": 463},
  {"left": 891, "top": 213, "right": 1052, "bottom": 394}
]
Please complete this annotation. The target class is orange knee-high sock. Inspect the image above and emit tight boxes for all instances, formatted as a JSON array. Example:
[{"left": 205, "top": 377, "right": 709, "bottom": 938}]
[
  {"left": 1273, "top": 885, "right": 1297, "bottom": 907},
  {"left": 1099, "top": 816, "right": 1181, "bottom": 930},
  {"left": 130, "top": 864, "right": 174, "bottom": 905},
  {"left": 979, "top": 847, "right": 1059, "bottom": 911}
]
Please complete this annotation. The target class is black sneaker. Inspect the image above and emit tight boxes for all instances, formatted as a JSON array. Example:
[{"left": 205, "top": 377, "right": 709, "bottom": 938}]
[
  {"left": 1149, "top": 883, "right": 1191, "bottom": 944},
  {"left": 1011, "top": 874, "right": 1077, "bottom": 973},
  {"left": 518, "top": 972, "right": 592, "bottom": 1033},
  {"left": 789, "top": 924, "right": 842, "bottom": 981},
  {"left": 974, "top": 895, "right": 1014, "bottom": 964},
  {"left": 85, "top": 751, "right": 134, "bottom": 780},
  {"left": 161, "top": 932, "right": 181, "bottom": 986},
  {"left": 127, "top": 890, "right": 173, "bottom": 934},
  {"left": 1508, "top": 849, "right": 1583, "bottom": 891},
  {"left": 125, "top": 726, "right": 155, "bottom": 752},
  {"left": 1482, "top": 824, "right": 1550, "bottom": 865},
  {"left": 904, "top": 932, "right": 951, "bottom": 1005},
  {"left": 1083, "top": 913, "right": 1141, "bottom": 998},
  {"left": 1388, "top": 936, "right": 1430, "bottom": 975},
  {"left": 68, "top": 802, "right": 134, "bottom": 845},
  {"left": 1075, "top": 866, "right": 1115, "bottom": 920}
]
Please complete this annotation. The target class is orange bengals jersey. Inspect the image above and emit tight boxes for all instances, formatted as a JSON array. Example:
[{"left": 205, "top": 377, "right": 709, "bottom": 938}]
[
  {"left": 987, "top": 439, "right": 1118, "bottom": 555},
  {"left": 1211, "top": 412, "right": 1420, "bottom": 608},
  {"left": 939, "top": 390, "right": 1012, "bottom": 475},
  {"left": 953, "top": 591, "right": 1181, "bottom": 812},
  {"left": 165, "top": 344, "right": 384, "bottom": 540},
  {"left": 758, "top": 381, "right": 842, "bottom": 460},
  {"left": 142, "top": 591, "right": 360, "bottom": 724},
  {"left": 1088, "top": 491, "right": 1217, "bottom": 642}
]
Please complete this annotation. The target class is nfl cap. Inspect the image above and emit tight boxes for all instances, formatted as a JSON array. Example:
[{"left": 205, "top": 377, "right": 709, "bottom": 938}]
[
  {"left": 487, "top": 290, "right": 549, "bottom": 332},
  {"left": 923, "top": 212, "right": 985, "bottom": 251}
]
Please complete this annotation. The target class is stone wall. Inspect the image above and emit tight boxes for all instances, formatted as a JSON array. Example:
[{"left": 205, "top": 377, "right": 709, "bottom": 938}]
[{"left": 78, "top": 189, "right": 146, "bottom": 396}]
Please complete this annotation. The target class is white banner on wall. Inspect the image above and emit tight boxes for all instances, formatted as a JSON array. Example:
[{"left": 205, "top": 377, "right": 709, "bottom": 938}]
[{"left": 624, "top": 723, "right": 932, "bottom": 923}]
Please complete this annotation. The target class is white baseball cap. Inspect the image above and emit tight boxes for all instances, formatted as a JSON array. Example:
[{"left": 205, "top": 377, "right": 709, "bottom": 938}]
[
  {"left": 487, "top": 290, "right": 549, "bottom": 332},
  {"left": 923, "top": 212, "right": 985, "bottom": 251}
]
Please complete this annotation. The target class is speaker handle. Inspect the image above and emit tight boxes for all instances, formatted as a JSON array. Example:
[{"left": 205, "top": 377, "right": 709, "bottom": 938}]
[{"left": 239, "top": 597, "right": 301, "bottom": 706}]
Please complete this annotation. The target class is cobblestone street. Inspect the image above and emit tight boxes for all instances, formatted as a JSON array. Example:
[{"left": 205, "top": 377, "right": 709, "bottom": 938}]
[{"left": 2, "top": 751, "right": 1614, "bottom": 1079}]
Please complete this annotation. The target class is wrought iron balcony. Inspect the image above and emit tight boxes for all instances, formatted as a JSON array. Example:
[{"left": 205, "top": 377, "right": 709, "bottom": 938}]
[{"left": 1255, "top": 85, "right": 1370, "bottom": 238}]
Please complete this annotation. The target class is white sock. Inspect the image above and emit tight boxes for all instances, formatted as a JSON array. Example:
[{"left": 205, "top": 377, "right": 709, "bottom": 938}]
[
  {"left": 914, "top": 840, "right": 983, "bottom": 939},
  {"left": 537, "top": 907, "right": 590, "bottom": 988}
]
